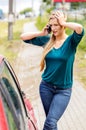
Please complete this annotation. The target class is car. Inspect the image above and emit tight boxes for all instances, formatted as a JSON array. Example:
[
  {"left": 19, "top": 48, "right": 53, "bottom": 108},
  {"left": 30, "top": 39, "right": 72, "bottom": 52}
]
[
  {"left": 0, "top": 55, "right": 38, "bottom": 130},
  {"left": 0, "top": 9, "right": 4, "bottom": 19},
  {"left": 25, "top": 12, "right": 33, "bottom": 18}
]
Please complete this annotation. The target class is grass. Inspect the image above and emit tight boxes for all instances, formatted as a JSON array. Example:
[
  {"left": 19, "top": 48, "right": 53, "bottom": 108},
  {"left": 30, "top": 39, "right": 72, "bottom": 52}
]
[
  {"left": 74, "top": 48, "right": 86, "bottom": 88},
  {"left": 0, "top": 18, "right": 30, "bottom": 63},
  {"left": 74, "top": 27, "right": 86, "bottom": 88}
]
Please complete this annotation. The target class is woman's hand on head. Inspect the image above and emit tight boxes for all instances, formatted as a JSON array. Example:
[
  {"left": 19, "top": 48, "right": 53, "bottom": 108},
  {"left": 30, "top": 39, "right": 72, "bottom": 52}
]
[{"left": 55, "top": 11, "right": 67, "bottom": 26}]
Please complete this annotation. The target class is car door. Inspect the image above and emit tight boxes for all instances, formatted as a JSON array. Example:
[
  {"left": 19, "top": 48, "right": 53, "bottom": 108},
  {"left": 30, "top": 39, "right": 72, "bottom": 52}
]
[
  {"left": 0, "top": 89, "right": 18, "bottom": 130},
  {"left": 0, "top": 59, "right": 29, "bottom": 130}
]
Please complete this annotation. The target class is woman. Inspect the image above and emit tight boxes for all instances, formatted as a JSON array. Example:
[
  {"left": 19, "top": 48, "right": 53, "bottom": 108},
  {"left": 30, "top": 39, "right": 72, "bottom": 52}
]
[{"left": 20, "top": 10, "right": 84, "bottom": 130}]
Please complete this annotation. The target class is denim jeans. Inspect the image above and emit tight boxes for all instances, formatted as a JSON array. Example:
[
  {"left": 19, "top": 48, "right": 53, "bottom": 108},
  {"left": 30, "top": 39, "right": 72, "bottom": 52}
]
[{"left": 39, "top": 80, "right": 72, "bottom": 130}]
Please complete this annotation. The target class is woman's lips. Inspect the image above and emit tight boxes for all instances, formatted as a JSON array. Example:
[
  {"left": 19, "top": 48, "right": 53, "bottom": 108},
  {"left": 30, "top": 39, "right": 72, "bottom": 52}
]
[{"left": 53, "top": 31, "right": 57, "bottom": 35}]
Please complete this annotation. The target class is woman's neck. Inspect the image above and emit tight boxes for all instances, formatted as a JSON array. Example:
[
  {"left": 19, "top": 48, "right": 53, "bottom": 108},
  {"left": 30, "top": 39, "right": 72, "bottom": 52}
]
[
  {"left": 53, "top": 33, "right": 68, "bottom": 49},
  {"left": 55, "top": 32, "right": 68, "bottom": 41}
]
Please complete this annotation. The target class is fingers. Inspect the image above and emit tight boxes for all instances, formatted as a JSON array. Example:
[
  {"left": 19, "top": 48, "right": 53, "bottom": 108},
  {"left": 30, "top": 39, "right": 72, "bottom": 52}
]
[
  {"left": 42, "top": 25, "right": 49, "bottom": 35},
  {"left": 55, "top": 11, "right": 64, "bottom": 19},
  {"left": 54, "top": 11, "right": 66, "bottom": 26}
]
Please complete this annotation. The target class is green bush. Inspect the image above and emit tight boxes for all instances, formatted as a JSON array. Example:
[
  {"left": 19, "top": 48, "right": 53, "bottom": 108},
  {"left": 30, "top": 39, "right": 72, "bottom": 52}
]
[
  {"left": 0, "top": 19, "right": 29, "bottom": 62},
  {"left": 35, "top": 13, "right": 49, "bottom": 30},
  {"left": 78, "top": 35, "right": 86, "bottom": 51}
]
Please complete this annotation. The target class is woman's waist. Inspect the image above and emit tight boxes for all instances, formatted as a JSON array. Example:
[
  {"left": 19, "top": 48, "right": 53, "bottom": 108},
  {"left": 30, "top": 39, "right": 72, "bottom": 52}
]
[{"left": 41, "top": 79, "right": 72, "bottom": 90}]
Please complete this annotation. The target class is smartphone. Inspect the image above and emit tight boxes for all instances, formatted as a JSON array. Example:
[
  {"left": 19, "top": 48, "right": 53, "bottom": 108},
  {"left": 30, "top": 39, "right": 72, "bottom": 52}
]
[{"left": 47, "top": 25, "right": 51, "bottom": 33}]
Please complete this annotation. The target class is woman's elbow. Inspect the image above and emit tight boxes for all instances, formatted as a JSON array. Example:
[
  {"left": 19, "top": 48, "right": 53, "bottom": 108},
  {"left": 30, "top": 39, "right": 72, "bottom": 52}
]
[
  {"left": 20, "top": 34, "right": 25, "bottom": 40},
  {"left": 76, "top": 25, "right": 83, "bottom": 34}
]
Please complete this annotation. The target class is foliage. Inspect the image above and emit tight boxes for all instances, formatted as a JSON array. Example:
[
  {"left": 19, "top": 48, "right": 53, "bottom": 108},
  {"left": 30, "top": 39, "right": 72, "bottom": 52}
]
[
  {"left": 70, "top": 2, "right": 86, "bottom": 10},
  {"left": 71, "top": 2, "right": 80, "bottom": 9},
  {"left": 35, "top": 14, "right": 48, "bottom": 30},
  {"left": 78, "top": 35, "right": 86, "bottom": 51},
  {"left": 13, "top": 19, "right": 30, "bottom": 40},
  {"left": 0, "top": 21, "right": 8, "bottom": 41},
  {"left": 0, "top": 19, "right": 29, "bottom": 62},
  {"left": 42, "top": 0, "right": 52, "bottom": 5},
  {"left": 20, "top": 8, "right": 32, "bottom": 14},
  {"left": 46, "top": 6, "right": 55, "bottom": 14}
]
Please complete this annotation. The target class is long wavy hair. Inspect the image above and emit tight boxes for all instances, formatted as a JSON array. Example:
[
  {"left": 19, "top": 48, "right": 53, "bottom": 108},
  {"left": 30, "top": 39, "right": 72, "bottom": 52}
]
[{"left": 40, "top": 11, "right": 58, "bottom": 71}]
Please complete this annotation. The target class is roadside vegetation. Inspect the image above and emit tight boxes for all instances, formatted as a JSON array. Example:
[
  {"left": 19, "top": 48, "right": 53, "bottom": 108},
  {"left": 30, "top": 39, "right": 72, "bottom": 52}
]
[
  {"left": 0, "top": 19, "right": 29, "bottom": 64},
  {"left": 36, "top": 14, "right": 86, "bottom": 88}
]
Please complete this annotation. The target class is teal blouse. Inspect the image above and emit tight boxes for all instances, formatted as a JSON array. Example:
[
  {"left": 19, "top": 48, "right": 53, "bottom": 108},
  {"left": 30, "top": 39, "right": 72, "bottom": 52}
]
[{"left": 24, "top": 29, "right": 84, "bottom": 89}]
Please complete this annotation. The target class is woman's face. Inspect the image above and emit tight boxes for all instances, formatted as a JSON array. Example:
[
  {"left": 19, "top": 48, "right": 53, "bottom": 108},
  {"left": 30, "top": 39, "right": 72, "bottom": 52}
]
[{"left": 49, "top": 18, "right": 64, "bottom": 37}]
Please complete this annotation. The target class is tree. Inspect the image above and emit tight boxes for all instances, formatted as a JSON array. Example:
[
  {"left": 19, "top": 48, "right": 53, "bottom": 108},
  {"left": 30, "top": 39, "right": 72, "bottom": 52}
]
[
  {"left": 43, "top": 0, "right": 52, "bottom": 5},
  {"left": 71, "top": 2, "right": 80, "bottom": 9},
  {"left": 20, "top": 8, "right": 32, "bottom": 14},
  {"left": 41, "top": 0, "right": 54, "bottom": 14}
]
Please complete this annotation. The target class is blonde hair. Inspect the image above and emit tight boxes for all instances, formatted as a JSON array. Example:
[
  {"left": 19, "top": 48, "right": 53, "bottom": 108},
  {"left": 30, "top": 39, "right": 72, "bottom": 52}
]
[
  {"left": 40, "top": 11, "right": 59, "bottom": 71},
  {"left": 40, "top": 10, "right": 66, "bottom": 71},
  {"left": 40, "top": 34, "right": 56, "bottom": 71}
]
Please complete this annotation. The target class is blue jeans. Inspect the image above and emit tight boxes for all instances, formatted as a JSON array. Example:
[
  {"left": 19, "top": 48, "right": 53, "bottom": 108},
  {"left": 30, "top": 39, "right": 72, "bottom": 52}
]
[{"left": 39, "top": 80, "right": 72, "bottom": 130}]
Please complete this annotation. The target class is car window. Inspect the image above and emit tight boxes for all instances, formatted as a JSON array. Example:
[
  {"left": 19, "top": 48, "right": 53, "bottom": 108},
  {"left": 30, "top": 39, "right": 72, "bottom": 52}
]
[
  {"left": 2, "top": 77, "right": 21, "bottom": 110},
  {"left": 0, "top": 91, "right": 18, "bottom": 130},
  {"left": 0, "top": 61, "right": 27, "bottom": 130}
]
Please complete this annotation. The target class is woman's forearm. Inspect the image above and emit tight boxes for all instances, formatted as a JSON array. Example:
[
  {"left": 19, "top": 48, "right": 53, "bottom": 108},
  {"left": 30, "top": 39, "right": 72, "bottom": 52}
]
[
  {"left": 55, "top": 11, "right": 83, "bottom": 34},
  {"left": 63, "top": 22, "right": 83, "bottom": 34},
  {"left": 20, "top": 31, "right": 44, "bottom": 40}
]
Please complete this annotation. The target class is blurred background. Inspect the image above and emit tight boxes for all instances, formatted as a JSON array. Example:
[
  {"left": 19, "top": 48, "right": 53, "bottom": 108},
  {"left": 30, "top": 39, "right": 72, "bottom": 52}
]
[
  {"left": 0, "top": 0, "right": 86, "bottom": 88},
  {"left": 0, "top": 0, "right": 86, "bottom": 20}
]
